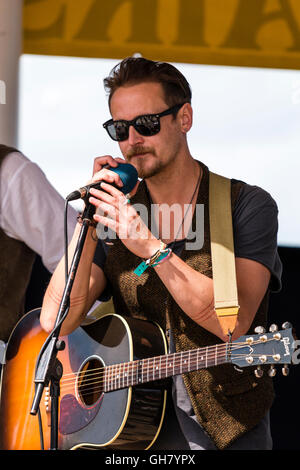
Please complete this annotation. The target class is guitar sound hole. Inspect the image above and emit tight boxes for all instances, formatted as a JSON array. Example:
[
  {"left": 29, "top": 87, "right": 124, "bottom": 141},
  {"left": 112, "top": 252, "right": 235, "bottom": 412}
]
[{"left": 77, "top": 356, "right": 105, "bottom": 408}]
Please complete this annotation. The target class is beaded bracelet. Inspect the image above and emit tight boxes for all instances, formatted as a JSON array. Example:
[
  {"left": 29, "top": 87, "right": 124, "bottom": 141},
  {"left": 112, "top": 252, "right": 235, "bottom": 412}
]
[{"left": 151, "top": 248, "right": 172, "bottom": 267}]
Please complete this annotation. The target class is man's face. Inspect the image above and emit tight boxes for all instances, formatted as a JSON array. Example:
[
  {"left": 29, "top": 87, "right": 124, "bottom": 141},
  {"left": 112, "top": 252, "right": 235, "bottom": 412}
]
[{"left": 109, "top": 82, "right": 184, "bottom": 179}]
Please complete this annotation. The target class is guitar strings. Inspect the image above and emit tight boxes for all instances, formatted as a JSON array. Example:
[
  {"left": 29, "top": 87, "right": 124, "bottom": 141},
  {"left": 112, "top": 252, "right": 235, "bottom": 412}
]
[
  {"left": 59, "top": 354, "right": 272, "bottom": 389},
  {"left": 56, "top": 338, "right": 279, "bottom": 397},
  {"left": 57, "top": 350, "right": 281, "bottom": 403},
  {"left": 58, "top": 340, "right": 248, "bottom": 384},
  {"left": 58, "top": 355, "right": 282, "bottom": 401},
  {"left": 58, "top": 339, "right": 276, "bottom": 386},
  {"left": 59, "top": 351, "right": 277, "bottom": 391}
]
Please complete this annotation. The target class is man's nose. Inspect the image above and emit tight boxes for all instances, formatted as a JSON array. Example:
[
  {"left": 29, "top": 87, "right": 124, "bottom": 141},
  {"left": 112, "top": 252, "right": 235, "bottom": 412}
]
[{"left": 128, "top": 125, "right": 144, "bottom": 145}]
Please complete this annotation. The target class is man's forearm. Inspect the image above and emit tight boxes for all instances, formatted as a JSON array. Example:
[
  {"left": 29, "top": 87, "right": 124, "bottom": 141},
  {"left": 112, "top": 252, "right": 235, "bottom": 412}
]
[
  {"left": 40, "top": 223, "right": 98, "bottom": 334},
  {"left": 153, "top": 254, "right": 270, "bottom": 342},
  {"left": 151, "top": 252, "right": 230, "bottom": 340}
]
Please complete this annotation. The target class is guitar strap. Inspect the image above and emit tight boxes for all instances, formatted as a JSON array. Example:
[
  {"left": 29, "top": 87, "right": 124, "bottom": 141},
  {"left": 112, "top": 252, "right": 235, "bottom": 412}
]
[{"left": 209, "top": 172, "right": 239, "bottom": 336}]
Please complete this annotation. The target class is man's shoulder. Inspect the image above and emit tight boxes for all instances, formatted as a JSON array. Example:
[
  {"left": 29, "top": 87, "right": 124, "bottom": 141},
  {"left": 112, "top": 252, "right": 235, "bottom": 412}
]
[
  {"left": 231, "top": 178, "right": 278, "bottom": 213},
  {"left": 0, "top": 149, "right": 31, "bottom": 174},
  {"left": 208, "top": 169, "right": 278, "bottom": 213}
]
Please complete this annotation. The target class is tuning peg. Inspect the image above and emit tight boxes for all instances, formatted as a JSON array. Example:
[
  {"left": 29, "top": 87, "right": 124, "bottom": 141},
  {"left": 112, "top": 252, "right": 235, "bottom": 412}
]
[
  {"left": 254, "top": 326, "right": 266, "bottom": 334},
  {"left": 269, "top": 324, "right": 278, "bottom": 333},
  {"left": 254, "top": 366, "right": 264, "bottom": 378},
  {"left": 282, "top": 322, "right": 292, "bottom": 330},
  {"left": 268, "top": 365, "right": 276, "bottom": 377},
  {"left": 282, "top": 365, "right": 289, "bottom": 376}
]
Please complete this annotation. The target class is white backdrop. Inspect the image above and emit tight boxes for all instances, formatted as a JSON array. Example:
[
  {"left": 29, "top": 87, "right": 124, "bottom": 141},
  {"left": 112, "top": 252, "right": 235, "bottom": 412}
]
[{"left": 18, "top": 55, "right": 300, "bottom": 247}]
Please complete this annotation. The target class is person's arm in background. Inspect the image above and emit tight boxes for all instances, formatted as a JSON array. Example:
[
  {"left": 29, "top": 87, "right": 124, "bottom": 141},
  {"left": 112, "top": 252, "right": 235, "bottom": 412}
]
[{"left": 0, "top": 151, "right": 77, "bottom": 272}]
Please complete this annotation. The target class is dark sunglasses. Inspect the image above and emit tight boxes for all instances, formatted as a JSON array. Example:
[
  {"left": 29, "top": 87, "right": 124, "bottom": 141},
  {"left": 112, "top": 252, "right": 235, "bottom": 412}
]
[{"left": 103, "top": 103, "right": 185, "bottom": 142}]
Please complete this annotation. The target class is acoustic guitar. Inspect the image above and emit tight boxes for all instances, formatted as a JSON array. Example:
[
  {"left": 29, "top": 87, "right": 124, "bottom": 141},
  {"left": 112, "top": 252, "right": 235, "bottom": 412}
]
[{"left": 0, "top": 308, "right": 296, "bottom": 450}]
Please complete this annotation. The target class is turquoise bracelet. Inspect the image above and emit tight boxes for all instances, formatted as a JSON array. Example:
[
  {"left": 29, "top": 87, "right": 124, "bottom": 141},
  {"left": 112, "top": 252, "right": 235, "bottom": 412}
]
[{"left": 134, "top": 248, "right": 172, "bottom": 277}]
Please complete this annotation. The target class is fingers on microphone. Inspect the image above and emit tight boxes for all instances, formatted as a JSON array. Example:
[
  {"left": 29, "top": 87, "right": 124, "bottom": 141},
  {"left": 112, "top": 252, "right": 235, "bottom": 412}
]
[
  {"left": 114, "top": 157, "right": 126, "bottom": 164},
  {"left": 91, "top": 169, "right": 123, "bottom": 188},
  {"left": 99, "top": 181, "right": 124, "bottom": 197},
  {"left": 89, "top": 186, "right": 119, "bottom": 206},
  {"left": 93, "top": 155, "right": 118, "bottom": 175}
]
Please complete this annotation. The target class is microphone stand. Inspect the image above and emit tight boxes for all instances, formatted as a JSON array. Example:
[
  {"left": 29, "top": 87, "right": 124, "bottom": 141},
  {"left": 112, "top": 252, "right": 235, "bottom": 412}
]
[{"left": 30, "top": 200, "right": 95, "bottom": 450}]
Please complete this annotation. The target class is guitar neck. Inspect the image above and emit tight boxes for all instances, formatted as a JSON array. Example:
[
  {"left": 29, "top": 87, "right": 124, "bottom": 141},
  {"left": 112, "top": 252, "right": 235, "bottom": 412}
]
[{"left": 104, "top": 343, "right": 230, "bottom": 392}]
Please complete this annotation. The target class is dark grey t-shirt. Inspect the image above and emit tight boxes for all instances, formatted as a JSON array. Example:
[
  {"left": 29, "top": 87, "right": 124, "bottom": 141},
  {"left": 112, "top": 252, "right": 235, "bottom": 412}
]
[{"left": 93, "top": 180, "right": 282, "bottom": 294}]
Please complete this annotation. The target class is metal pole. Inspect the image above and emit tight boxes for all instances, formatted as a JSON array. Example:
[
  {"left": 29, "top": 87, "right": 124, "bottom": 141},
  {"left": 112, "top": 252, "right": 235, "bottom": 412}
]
[{"left": 0, "top": 0, "right": 23, "bottom": 146}]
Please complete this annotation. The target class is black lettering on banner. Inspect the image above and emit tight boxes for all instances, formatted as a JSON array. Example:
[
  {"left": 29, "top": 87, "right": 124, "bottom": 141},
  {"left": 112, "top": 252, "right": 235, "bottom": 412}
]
[
  {"left": 222, "top": 0, "right": 300, "bottom": 51},
  {"left": 75, "top": 0, "right": 161, "bottom": 44},
  {"left": 24, "top": 0, "right": 66, "bottom": 40},
  {"left": 175, "top": 0, "right": 208, "bottom": 47}
]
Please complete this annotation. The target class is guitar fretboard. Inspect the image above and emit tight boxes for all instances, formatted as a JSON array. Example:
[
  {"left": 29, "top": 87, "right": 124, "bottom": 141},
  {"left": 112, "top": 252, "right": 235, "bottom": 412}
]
[{"left": 104, "top": 344, "right": 229, "bottom": 392}]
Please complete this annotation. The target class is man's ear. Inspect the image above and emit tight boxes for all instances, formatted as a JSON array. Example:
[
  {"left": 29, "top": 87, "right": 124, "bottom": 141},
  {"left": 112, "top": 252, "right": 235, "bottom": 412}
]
[{"left": 180, "top": 103, "right": 193, "bottom": 133}]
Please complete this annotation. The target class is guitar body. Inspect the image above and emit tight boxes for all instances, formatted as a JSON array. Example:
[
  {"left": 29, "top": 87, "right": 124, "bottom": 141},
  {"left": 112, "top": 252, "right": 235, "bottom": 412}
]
[{"left": 0, "top": 309, "right": 168, "bottom": 450}]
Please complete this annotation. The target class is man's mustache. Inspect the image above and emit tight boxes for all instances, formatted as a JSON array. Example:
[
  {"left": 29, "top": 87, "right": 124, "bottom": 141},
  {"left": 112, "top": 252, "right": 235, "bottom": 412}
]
[{"left": 126, "top": 146, "right": 156, "bottom": 159}]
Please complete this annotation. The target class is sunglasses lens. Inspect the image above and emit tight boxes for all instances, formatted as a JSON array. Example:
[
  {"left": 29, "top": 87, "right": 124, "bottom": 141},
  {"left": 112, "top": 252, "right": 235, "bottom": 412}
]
[
  {"left": 104, "top": 114, "right": 161, "bottom": 141},
  {"left": 135, "top": 115, "right": 160, "bottom": 136},
  {"left": 105, "top": 121, "right": 129, "bottom": 141},
  {"left": 113, "top": 121, "right": 130, "bottom": 141},
  {"left": 104, "top": 122, "right": 116, "bottom": 141}
]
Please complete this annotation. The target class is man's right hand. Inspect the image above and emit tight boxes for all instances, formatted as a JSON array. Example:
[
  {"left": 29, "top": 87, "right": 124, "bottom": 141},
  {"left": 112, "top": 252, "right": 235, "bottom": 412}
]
[{"left": 89, "top": 155, "right": 125, "bottom": 189}]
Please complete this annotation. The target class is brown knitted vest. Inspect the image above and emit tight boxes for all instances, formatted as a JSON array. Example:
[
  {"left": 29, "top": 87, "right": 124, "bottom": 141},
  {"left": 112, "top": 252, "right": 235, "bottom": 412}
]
[
  {"left": 0, "top": 145, "right": 35, "bottom": 342},
  {"left": 103, "top": 161, "right": 274, "bottom": 449}
]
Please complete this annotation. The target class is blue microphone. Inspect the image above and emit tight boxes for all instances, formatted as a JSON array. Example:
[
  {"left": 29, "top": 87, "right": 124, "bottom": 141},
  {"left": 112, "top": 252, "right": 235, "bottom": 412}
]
[{"left": 66, "top": 163, "right": 138, "bottom": 201}]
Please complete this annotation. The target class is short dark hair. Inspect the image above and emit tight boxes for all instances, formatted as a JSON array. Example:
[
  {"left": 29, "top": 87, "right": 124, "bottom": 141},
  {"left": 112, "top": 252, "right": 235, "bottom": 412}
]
[{"left": 104, "top": 57, "right": 192, "bottom": 108}]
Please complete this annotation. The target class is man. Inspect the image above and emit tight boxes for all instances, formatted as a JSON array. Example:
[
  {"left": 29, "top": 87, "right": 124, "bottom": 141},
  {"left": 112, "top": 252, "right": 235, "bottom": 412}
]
[
  {"left": 40, "top": 57, "right": 282, "bottom": 450},
  {"left": 0, "top": 144, "right": 77, "bottom": 343}
]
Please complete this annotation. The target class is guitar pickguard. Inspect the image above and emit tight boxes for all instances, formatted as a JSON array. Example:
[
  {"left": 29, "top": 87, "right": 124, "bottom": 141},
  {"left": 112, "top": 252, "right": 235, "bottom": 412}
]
[{"left": 59, "top": 393, "right": 103, "bottom": 435}]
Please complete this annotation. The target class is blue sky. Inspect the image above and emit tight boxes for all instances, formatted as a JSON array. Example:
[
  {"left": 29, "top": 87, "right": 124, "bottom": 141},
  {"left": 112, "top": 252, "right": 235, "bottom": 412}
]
[{"left": 18, "top": 54, "right": 300, "bottom": 247}]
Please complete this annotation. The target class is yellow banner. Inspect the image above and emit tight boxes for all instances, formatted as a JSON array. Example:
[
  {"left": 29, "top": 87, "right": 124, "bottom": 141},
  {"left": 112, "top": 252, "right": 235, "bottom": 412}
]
[{"left": 23, "top": 0, "right": 300, "bottom": 70}]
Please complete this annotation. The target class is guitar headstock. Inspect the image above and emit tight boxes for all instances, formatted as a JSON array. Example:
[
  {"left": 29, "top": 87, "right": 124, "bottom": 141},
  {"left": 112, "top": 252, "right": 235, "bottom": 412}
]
[{"left": 230, "top": 322, "right": 297, "bottom": 378}]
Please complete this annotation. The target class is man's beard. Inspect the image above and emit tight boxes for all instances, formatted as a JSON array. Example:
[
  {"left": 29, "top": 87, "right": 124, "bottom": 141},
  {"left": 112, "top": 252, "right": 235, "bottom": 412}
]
[{"left": 125, "top": 145, "right": 164, "bottom": 179}]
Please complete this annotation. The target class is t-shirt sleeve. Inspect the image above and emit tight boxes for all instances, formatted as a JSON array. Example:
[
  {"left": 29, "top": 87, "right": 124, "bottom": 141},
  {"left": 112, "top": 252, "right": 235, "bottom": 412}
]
[
  {"left": 93, "top": 238, "right": 109, "bottom": 270},
  {"left": 232, "top": 181, "right": 282, "bottom": 292},
  {"left": 0, "top": 151, "right": 77, "bottom": 273},
  {"left": 93, "top": 239, "right": 112, "bottom": 301}
]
